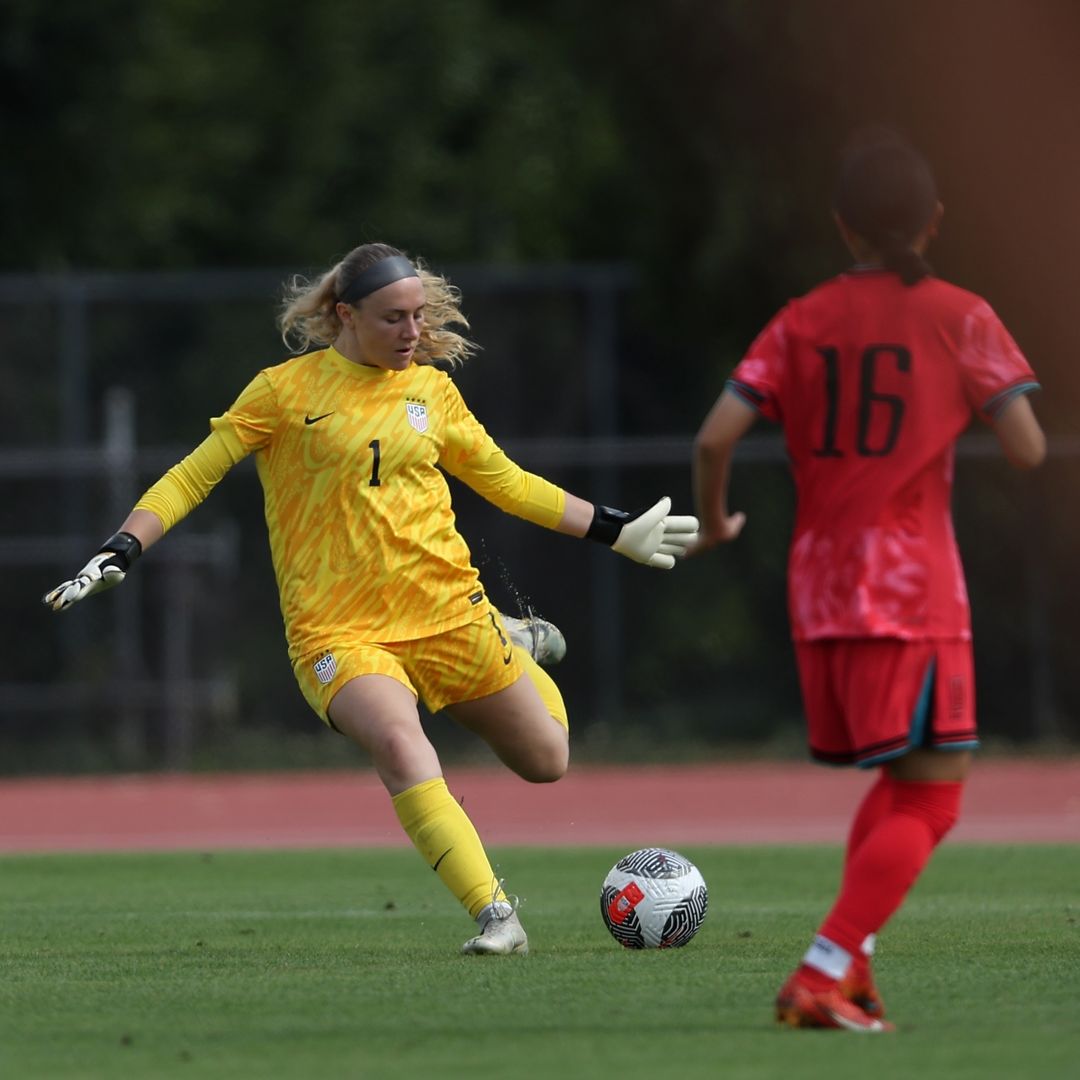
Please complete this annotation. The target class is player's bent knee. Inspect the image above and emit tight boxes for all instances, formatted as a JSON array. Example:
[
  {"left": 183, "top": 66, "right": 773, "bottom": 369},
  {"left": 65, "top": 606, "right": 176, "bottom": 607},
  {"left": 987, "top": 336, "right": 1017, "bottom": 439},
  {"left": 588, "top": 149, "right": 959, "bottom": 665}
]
[
  {"left": 518, "top": 763, "right": 567, "bottom": 785},
  {"left": 516, "top": 743, "right": 569, "bottom": 784}
]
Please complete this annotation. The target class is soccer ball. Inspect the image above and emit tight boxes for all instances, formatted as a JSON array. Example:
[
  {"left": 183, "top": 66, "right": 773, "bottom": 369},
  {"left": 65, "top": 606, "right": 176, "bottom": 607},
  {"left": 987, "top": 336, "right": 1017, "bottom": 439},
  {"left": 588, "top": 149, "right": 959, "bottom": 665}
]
[{"left": 600, "top": 847, "right": 708, "bottom": 949}]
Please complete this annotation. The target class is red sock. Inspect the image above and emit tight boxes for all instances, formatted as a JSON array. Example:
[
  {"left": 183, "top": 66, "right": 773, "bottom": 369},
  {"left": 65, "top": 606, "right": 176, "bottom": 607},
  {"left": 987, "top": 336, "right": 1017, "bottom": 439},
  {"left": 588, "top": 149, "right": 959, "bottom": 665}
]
[
  {"left": 845, "top": 770, "right": 894, "bottom": 866},
  {"left": 815, "top": 779, "right": 963, "bottom": 959},
  {"left": 793, "top": 774, "right": 893, "bottom": 991}
]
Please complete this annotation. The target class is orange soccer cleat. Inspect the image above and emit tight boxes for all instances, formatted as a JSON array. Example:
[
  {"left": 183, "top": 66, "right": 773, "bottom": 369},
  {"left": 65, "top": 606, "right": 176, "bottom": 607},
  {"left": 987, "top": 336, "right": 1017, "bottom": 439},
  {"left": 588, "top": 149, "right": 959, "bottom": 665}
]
[
  {"left": 839, "top": 963, "right": 886, "bottom": 1018},
  {"left": 775, "top": 975, "right": 895, "bottom": 1033}
]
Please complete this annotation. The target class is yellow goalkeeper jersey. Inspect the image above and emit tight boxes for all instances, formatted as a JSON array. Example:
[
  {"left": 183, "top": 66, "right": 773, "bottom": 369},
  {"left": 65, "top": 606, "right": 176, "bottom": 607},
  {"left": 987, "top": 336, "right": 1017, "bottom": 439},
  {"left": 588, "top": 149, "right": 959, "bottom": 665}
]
[{"left": 136, "top": 347, "right": 565, "bottom": 658}]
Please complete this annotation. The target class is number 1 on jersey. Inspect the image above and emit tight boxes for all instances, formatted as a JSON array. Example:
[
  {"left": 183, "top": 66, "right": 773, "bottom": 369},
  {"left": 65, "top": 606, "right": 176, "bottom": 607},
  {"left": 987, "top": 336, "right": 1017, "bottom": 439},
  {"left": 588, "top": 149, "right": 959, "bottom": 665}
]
[{"left": 368, "top": 439, "right": 381, "bottom": 487}]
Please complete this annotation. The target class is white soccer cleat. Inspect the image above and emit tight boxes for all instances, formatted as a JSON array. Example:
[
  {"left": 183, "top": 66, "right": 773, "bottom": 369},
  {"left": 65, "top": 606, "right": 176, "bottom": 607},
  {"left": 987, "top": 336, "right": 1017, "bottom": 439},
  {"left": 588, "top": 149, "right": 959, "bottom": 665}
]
[
  {"left": 461, "top": 902, "right": 529, "bottom": 956},
  {"left": 501, "top": 611, "right": 567, "bottom": 666}
]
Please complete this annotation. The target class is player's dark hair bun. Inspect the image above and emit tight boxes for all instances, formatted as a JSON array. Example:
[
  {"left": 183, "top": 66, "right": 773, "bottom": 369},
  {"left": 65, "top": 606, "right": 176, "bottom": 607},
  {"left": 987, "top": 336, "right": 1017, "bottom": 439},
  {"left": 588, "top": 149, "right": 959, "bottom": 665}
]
[{"left": 834, "top": 128, "right": 937, "bottom": 286}]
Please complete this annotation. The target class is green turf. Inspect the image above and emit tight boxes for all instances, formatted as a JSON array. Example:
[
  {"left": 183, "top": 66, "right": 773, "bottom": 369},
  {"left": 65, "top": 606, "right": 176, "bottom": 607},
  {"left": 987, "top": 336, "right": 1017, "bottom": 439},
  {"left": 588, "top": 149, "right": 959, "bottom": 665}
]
[{"left": 1, "top": 845, "right": 1077, "bottom": 1079}]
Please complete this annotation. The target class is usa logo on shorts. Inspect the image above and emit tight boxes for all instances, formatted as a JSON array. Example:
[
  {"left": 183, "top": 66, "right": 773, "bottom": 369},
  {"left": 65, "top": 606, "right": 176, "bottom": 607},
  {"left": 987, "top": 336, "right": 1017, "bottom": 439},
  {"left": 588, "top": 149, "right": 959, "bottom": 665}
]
[
  {"left": 405, "top": 400, "right": 428, "bottom": 433},
  {"left": 313, "top": 652, "right": 337, "bottom": 685}
]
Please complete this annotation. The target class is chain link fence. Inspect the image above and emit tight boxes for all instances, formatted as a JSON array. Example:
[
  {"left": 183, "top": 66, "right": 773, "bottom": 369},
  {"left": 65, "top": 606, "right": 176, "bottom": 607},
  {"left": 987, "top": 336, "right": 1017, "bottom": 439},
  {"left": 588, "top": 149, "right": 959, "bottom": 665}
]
[{"left": 2, "top": 269, "right": 1076, "bottom": 772}]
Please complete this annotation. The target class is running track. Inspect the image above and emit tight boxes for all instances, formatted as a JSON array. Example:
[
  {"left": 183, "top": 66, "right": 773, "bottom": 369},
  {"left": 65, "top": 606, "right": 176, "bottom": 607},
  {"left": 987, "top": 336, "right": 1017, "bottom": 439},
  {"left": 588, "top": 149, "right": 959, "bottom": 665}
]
[{"left": 1, "top": 761, "right": 1076, "bottom": 853}]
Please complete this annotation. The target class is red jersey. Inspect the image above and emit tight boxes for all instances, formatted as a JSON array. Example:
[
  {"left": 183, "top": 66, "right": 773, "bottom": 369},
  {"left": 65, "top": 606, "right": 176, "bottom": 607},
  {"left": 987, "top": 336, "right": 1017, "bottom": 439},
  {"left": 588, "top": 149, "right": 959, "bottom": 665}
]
[{"left": 729, "top": 269, "right": 1039, "bottom": 642}]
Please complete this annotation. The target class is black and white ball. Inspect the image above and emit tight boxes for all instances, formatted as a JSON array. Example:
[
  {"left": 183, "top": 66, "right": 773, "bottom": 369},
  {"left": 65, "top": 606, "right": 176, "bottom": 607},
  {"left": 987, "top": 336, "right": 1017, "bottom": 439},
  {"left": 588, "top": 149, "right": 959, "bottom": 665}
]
[{"left": 600, "top": 848, "right": 708, "bottom": 949}]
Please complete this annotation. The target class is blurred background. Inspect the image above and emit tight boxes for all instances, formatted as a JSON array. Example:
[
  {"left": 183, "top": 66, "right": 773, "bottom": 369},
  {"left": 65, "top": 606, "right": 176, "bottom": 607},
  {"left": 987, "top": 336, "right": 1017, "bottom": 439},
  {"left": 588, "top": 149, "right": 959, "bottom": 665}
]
[{"left": 3, "top": 0, "right": 1079, "bottom": 774}]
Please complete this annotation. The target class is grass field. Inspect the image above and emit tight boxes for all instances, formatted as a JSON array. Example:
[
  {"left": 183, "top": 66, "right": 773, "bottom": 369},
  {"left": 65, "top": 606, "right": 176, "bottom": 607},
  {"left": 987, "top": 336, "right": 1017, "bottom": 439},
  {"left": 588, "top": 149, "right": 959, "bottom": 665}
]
[{"left": 2, "top": 845, "right": 1077, "bottom": 1079}]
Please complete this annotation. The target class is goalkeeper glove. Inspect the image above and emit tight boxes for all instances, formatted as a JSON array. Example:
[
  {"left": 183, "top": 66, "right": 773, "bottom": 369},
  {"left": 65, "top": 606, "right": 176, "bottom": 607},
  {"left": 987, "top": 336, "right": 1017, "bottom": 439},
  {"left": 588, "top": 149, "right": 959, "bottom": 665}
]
[
  {"left": 585, "top": 496, "right": 699, "bottom": 569},
  {"left": 42, "top": 532, "right": 143, "bottom": 612}
]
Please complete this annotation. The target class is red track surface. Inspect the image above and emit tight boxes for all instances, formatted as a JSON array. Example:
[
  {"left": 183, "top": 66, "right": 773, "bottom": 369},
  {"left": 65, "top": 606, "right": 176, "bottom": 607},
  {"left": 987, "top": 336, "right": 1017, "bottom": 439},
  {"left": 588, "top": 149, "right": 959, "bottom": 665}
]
[{"left": 1, "top": 760, "right": 1076, "bottom": 853}]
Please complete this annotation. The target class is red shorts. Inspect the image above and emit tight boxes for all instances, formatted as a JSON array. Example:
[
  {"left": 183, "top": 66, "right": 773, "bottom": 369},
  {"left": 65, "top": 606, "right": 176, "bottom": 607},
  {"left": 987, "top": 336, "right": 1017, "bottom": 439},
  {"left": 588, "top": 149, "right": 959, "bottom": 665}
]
[{"left": 794, "top": 639, "right": 977, "bottom": 768}]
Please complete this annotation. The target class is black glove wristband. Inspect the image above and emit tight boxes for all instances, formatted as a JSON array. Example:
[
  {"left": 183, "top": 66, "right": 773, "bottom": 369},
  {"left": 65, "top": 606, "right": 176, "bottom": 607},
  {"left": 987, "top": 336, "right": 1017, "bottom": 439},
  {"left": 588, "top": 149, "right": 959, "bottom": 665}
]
[
  {"left": 100, "top": 531, "right": 143, "bottom": 572},
  {"left": 585, "top": 505, "right": 634, "bottom": 546}
]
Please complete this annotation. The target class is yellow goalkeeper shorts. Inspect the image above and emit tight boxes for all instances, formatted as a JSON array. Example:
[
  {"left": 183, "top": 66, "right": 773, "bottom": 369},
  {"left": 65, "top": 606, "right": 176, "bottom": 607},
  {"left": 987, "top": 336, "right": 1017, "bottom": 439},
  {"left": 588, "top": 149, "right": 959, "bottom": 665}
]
[{"left": 293, "top": 609, "right": 525, "bottom": 725}]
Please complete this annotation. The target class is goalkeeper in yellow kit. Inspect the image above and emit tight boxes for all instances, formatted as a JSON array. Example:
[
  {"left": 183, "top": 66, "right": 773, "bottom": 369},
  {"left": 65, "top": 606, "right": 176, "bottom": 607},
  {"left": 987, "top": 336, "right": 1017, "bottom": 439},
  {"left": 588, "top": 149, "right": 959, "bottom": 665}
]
[{"left": 43, "top": 243, "right": 698, "bottom": 955}]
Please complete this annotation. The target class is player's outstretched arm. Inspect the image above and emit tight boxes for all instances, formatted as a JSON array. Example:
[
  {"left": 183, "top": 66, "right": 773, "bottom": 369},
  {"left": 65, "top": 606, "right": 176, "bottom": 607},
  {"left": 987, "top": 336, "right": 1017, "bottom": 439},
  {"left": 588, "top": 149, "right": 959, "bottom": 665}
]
[
  {"left": 438, "top": 413, "right": 696, "bottom": 567},
  {"left": 558, "top": 493, "right": 699, "bottom": 570},
  {"left": 43, "top": 428, "right": 251, "bottom": 612},
  {"left": 42, "top": 509, "right": 164, "bottom": 612}
]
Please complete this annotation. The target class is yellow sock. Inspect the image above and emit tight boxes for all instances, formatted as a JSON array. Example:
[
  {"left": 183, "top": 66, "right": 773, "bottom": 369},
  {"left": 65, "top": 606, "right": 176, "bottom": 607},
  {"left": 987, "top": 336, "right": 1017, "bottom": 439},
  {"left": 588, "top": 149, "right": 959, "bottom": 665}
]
[
  {"left": 515, "top": 646, "right": 569, "bottom": 731},
  {"left": 392, "top": 777, "right": 505, "bottom": 918}
]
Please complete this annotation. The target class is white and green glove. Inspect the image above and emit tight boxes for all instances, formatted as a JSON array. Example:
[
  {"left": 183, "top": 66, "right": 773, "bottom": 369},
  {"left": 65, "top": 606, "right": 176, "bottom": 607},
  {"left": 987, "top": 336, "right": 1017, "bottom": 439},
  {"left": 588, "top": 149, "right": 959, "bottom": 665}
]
[
  {"left": 586, "top": 496, "right": 699, "bottom": 569},
  {"left": 42, "top": 532, "right": 143, "bottom": 612}
]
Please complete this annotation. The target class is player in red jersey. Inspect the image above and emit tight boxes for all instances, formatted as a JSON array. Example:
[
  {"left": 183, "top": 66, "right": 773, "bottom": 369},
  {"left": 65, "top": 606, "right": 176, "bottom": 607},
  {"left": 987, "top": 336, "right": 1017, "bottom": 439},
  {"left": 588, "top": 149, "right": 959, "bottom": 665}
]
[{"left": 692, "top": 129, "right": 1046, "bottom": 1031}]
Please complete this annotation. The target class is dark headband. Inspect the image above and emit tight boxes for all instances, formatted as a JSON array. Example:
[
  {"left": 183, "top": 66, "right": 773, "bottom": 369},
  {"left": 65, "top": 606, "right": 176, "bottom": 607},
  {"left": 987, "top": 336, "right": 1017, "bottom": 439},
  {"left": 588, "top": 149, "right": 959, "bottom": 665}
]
[{"left": 337, "top": 255, "right": 419, "bottom": 305}]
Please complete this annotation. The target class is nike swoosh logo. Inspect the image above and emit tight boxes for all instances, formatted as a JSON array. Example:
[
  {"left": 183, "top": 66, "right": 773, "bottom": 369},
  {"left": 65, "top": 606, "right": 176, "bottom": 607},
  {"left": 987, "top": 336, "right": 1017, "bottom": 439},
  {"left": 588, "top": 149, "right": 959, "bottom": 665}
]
[
  {"left": 502, "top": 648, "right": 514, "bottom": 666},
  {"left": 304, "top": 412, "right": 334, "bottom": 425},
  {"left": 432, "top": 847, "right": 453, "bottom": 872}
]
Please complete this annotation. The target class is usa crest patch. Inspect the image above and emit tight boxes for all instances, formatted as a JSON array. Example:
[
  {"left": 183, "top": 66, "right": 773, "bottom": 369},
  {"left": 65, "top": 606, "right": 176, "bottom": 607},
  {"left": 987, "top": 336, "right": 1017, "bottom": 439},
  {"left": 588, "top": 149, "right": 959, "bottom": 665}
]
[
  {"left": 405, "top": 400, "right": 428, "bottom": 433},
  {"left": 313, "top": 652, "right": 337, "bottom": 685}
]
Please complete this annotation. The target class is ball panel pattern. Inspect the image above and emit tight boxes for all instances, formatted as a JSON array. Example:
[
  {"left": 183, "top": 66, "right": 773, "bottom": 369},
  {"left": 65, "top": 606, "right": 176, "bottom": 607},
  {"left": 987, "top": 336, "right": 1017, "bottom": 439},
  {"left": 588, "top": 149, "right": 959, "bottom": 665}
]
[
  {"left": 659, "top": 885, "right": 708, "bottom": 948},
  {"left": 612, "top": 848, "right": 694, "bottom": 879}
]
